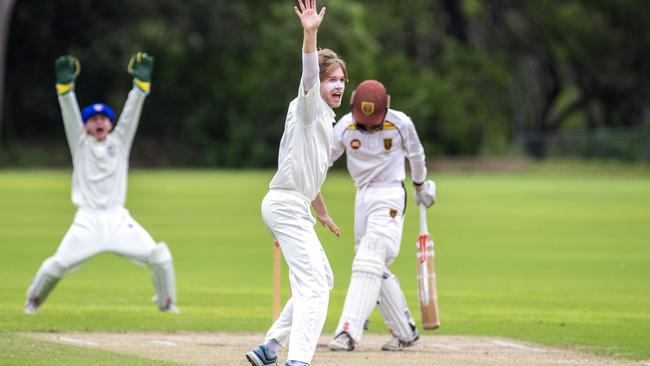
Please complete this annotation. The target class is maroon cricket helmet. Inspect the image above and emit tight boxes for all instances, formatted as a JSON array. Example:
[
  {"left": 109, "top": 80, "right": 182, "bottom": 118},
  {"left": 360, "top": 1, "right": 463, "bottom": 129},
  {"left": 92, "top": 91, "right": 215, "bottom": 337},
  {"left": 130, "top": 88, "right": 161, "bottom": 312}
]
[{"left": 350, "top": 80, "right": 389, "bottom": 127}]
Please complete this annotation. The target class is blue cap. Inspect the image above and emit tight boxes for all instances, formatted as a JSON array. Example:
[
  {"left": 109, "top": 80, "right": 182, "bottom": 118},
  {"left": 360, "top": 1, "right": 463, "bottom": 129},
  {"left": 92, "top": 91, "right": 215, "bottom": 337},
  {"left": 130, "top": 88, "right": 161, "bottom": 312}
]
[{"left": 81, "top": 103, "right": 115, "bottom": 124}]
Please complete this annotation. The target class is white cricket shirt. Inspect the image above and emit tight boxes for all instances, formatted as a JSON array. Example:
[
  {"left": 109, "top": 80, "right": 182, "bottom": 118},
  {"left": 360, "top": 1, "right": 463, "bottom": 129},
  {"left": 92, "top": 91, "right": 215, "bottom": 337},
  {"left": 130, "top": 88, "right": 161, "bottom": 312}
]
[
  {"left": 59, "top": 88, "right": 146, "bottom": 210},
  {"left": 268, "top": 78, "right": 335, "bottom": 202},
  {"left": 331, "top": 109, "right": 427, "bottom": 189}
]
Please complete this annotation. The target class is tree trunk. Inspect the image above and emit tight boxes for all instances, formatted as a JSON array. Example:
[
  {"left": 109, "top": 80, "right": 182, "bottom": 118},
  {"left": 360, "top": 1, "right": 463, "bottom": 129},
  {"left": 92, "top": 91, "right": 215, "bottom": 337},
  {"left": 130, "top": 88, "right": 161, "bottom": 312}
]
[
  {"left": 0, "top": 0, "right": 17, "bottom": 146},
  {"left": 440, "top": 0, "right": 468, "bottom": 44}
]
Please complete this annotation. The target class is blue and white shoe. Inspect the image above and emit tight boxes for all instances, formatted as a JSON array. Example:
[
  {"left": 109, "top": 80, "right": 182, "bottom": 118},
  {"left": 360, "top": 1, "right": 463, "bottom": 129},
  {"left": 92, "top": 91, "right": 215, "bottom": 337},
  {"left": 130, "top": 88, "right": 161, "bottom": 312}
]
[{"left": 246, "top": 344, "right": 278, "bottom": 366}]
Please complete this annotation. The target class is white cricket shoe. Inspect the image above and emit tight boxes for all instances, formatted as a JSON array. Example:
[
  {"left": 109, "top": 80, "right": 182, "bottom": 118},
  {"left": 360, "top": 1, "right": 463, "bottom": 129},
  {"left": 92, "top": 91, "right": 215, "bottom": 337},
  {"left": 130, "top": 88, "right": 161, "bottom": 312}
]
[
  {"left": 246, "top": 344, "right": 278, "bottom": 366},
  {"left": 328, "top": 332, "right": 355, "bottom": 351},
  {"left": 153, "top": 295, "right": 180, "bottom": 313},
  {"left": 381, "top": 332, "right": 420, "bottom": 351},
  {"left": 24, "top": 299, "right": 39, "bottom": 314},
  {"left": 162, "top": 304, "right": 180, "bottom": 313}
]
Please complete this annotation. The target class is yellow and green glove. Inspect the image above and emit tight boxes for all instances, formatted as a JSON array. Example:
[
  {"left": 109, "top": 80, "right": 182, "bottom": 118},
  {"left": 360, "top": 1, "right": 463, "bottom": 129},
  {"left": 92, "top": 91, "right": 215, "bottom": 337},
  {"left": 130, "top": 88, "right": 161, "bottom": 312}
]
[
  {"left": 127, "top": 52, "right": 154, "bottom": 93},
  {"left": 54, "top": 55, "right": 80, "bottom": 95}
]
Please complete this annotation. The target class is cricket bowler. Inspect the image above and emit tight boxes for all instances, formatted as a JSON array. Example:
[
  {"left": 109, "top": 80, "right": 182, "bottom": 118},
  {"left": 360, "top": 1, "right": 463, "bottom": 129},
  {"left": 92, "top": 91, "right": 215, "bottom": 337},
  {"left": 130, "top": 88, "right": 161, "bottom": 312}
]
[
  {"left": 23, "top": 52, "right": 178, "bottom": 314},
  {"left": 327, "top": 80, "right": 436, "bottom": 351},
  {"left": 245, "top": 1, "right": 345, "bottom": 365}
]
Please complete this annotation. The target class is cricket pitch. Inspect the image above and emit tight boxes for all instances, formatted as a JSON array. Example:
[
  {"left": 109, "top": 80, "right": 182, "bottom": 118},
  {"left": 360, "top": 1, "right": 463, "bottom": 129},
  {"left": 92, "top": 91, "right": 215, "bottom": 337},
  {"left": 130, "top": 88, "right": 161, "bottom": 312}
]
[{"left": 26, "top": 332, "right": 650, "bottom": 366}]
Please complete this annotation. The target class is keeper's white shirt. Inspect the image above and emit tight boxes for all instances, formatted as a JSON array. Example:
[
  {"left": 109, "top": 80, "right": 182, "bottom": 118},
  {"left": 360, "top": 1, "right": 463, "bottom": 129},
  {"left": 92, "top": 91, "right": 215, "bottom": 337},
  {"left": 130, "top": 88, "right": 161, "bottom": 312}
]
[
  {"left": 268, "top": 77, "right": 335, "bottom": 202},
  {"left": 59, "top": 88, "right": 147, "bottom": 210},
  {"left": 331, "top": 109, "right": 427, "bottom": 188}
]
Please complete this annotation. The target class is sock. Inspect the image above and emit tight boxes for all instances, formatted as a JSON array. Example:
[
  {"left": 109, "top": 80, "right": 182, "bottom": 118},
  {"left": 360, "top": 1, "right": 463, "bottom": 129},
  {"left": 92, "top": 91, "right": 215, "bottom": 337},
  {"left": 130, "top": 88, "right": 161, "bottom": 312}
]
[
  {"left": 336, "top": 332, "right": 351, "bottom": 342},
  {"left": 287, "top": 361, "right": 308, "bottom": 366}
]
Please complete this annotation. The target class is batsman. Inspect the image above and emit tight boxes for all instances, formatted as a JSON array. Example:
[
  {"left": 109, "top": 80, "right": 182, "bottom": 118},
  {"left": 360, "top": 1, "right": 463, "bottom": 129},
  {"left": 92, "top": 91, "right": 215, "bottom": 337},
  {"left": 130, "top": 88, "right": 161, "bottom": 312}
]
[
  {"left": 328, "top": 80, "right": 436, "bottom": 351},
  {"left": 23, "top": 52, "right": 178, "bottom": 313}
]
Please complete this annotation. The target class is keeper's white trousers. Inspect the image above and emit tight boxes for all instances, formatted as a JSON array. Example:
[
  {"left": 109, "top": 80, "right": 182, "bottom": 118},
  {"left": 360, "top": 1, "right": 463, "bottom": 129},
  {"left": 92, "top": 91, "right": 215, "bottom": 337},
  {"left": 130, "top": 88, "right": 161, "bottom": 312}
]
[
  {"left": 50, "top": 207, "right": 157, "bottom": 270},
  {"left": 261, "top": 189, "right": 334, "bottom": 364}
]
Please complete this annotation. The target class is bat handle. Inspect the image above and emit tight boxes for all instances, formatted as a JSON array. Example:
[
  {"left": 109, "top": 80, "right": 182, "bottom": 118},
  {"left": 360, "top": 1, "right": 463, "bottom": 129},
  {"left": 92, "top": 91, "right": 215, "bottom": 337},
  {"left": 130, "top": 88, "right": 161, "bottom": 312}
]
[{"left": 419, "top": 204, "right": 429, "bottom": 235}]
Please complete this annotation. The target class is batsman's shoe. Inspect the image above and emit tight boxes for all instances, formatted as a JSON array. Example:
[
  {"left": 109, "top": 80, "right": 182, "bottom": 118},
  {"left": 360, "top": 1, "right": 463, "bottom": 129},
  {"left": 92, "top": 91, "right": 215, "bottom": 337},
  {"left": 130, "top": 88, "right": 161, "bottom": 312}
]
[
  {"left": 328, "top": 332, "right": 355, "bottom": 351},
  {"left": 152, "top": 295, "right": 180, "bottom": 313},
  {"left": 381, "top": 332, "right": 420, "bottom": 352},
  {"left": 246, "top": 344, "right": 277, "bottom": 366},
  {"left": 23, "top": 299, "right": 39, "bottom": 314},
  {"left": 162, "top": 304, "right": 180, "bottom": 313}
]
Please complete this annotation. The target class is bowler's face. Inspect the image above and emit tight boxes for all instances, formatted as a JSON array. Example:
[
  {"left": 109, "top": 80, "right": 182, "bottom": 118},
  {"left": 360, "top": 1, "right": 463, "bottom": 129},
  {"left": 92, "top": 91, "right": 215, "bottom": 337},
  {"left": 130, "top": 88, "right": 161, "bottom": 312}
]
[
  {"left": 320, "top": 67, "right": 346, "bottom": 109},
  {"left": 85, "top": 115, "right": 112, "bottom": 141}
]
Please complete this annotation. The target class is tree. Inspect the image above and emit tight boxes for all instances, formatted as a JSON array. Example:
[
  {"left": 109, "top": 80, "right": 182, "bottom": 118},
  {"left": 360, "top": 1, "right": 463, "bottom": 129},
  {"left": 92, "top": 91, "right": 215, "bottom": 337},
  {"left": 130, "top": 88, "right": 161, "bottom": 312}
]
[
  {"left": 484, "top": 0, "right": 650, "bottom": 157},
  {"left": 0, "top": 0, "right": 17, "bottom": 146}
]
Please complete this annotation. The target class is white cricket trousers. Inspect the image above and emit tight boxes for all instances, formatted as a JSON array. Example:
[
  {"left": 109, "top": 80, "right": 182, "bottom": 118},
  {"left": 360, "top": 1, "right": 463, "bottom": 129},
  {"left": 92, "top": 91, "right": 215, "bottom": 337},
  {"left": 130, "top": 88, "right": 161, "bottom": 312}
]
[
  {"left": 261, "top": 189, "right": 334, "bottom": 364},
  {"left": 354, "top": 183, "right": 406, "bottom": 260},
  {"left": 51, "top": 207, "right": 157, "bottom": 269}
]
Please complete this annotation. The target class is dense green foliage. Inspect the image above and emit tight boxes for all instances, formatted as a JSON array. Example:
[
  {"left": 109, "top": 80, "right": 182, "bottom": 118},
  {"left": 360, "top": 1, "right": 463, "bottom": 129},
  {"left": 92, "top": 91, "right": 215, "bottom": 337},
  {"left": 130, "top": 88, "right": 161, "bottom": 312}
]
[
  {"left": 1, "top": 169, "right": 649, "bottom": 359},
  {"left": 2, "top": 0, "right": 648, "bottom": 165}
]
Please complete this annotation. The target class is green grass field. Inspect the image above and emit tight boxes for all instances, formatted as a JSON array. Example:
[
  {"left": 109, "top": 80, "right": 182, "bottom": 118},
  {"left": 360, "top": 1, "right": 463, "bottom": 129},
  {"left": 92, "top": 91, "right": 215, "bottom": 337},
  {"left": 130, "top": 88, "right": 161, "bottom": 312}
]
[{"left": 1, "top": 166, "right": 649, "bottom": 363}]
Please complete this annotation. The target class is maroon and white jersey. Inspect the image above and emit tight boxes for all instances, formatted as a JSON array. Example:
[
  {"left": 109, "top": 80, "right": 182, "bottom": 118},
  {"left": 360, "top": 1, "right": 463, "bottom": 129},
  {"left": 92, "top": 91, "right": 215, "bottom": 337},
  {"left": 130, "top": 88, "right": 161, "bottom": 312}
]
[{"left": 331, "top": 109, "right": 427, "bottom": 189}]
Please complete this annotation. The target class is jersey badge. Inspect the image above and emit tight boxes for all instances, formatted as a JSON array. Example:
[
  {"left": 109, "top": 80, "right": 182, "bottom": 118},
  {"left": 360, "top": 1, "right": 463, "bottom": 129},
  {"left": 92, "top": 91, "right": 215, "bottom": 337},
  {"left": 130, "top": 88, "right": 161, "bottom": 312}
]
[
  {"left": 107, "top": 144, "right": 116, "bottom": 158},
  {"left": 389, "top": 208, "right": 398, "bottom": 218},
  {"left": 350, "top": 139, "right": 361, "bottom": 150},
  {"left": 361, "top": 101, "right": 375, "bottom": 115},
  {"left": 384, "top": 138, "right": 392, "bottom": 150}
]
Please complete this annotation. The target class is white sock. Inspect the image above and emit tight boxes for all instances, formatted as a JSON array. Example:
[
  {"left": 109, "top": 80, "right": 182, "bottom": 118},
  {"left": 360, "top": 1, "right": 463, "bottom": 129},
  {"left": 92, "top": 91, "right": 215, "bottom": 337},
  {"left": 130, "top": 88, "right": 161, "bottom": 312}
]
[
  {"left": 287, "top": 361, "right": 308, "bottom": 366},
  {"left": 336, "top": 332, "right": 351, "bottom": 342}
]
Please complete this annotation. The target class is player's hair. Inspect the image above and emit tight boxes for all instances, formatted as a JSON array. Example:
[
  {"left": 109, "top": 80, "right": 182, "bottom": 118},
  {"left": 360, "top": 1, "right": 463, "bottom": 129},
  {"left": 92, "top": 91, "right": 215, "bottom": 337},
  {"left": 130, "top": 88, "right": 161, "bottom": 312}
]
[{"left": 318, "top": 48, "right": 348, "bottom": 81}]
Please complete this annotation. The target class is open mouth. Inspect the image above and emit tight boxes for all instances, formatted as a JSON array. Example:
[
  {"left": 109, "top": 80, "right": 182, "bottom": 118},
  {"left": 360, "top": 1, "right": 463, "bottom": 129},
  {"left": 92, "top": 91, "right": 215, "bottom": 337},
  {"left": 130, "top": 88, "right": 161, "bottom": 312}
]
[
  {"left": 96, "top": 128, "right": 105, "bottom": 134},
  {"left": 332, "top": 92, "right": 342, "bottom": 102}
]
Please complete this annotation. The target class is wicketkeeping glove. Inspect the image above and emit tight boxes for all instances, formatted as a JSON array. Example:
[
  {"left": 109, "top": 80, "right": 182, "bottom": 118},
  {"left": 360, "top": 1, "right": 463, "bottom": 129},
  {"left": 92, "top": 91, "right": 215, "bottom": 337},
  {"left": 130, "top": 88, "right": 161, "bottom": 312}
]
[
  {"left": 54, "top": 55, "right": 80, "bottom": 95},
  {"left": 127, "top": 52, "right": 154, "bottom": 93},
  {"left": 415, "top": 180, "right": 436, "bottom": 208}
]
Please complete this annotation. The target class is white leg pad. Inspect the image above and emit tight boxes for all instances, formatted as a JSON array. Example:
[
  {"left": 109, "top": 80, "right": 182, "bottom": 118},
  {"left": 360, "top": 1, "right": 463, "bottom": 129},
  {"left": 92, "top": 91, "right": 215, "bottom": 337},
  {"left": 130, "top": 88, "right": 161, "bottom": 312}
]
[
  {"left": 149, "top": 242, "right": 177, "bottom": 310},
  {"left": 335, "top": 233, "right": 386, "bottom": 342},
  {"left": 377, "top": 271, "right": 418, "bottom": 342},
  {"left": 26, "top": 257, "right": 66, "bottom": 306}
]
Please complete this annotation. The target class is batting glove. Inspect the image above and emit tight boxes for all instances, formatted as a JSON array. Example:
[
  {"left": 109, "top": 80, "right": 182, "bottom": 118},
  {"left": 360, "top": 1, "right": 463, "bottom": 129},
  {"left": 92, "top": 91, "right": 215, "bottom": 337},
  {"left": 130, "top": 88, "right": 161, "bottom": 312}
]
[
  {"left": 415, "top": 180, "right": 436, "bottom": 208},
  {"left": 127, "top": 52, "right": 154, "bottom": 93},
  {"left": 54, "top": 55, "right": 80, "bottom": 95}
]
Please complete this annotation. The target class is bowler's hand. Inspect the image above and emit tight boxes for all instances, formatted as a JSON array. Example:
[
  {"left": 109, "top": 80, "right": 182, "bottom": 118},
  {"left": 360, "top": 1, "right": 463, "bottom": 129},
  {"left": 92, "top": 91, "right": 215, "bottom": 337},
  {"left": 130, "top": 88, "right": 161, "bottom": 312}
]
[
  {"left": 317, "top": 214, "right": 340, "bottom": 238},
  {"left": 294, "top": 0, "right": 325, "bottom": 32}
]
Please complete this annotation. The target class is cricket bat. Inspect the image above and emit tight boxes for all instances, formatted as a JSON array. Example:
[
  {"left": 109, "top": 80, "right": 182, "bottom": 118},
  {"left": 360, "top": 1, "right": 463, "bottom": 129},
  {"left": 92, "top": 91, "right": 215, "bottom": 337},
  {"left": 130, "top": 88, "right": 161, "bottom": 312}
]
[{"left": 417, "top": 204, "right": 440, "bottom": 330}]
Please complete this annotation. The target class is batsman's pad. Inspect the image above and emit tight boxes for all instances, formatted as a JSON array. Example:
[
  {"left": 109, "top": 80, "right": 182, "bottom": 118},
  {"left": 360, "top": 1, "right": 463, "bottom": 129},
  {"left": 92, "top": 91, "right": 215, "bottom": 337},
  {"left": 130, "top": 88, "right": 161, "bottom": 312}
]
[
  {"left": 334, "top": 233, "right": 386, "bottom": 342},
  {"left": 149, "top": 242, "right": 177, "bottom": 311},
  {"left": 377, "top": 271, "right": 418, "bottom": 342},
  {"left": 26, "top": 257, "right": 66, "bottom": 306}
]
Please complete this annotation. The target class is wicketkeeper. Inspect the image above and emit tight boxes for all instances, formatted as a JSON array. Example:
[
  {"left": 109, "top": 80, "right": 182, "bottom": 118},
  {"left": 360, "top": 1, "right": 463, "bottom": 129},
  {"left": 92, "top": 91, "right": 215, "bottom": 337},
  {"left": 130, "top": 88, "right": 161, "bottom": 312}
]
[
  {"left": 328, "top": 80, "right": 436, "bottom": 351},
  {"left": 23, "top": 52, "right": 178, "bottom": 314}
]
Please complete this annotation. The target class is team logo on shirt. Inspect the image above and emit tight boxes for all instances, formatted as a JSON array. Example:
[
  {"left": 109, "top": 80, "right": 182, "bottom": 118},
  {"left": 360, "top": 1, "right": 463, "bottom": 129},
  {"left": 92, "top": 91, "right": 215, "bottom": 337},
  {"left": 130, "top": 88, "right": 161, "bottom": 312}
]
[
  {"left": 361, "top": 101, "right": 375, "bottom": 115},
  {"left": 384, "top": 138, "right": 392, "bottom": 150},
  {"left": 107, "top": 144, "right": 116, "bottom": 158},
  {"left": 389, "top": 208, "right": 398, "bottom": 218},
  {"left": 350, "top": 139, "right": 361, "bottom": 150}
]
